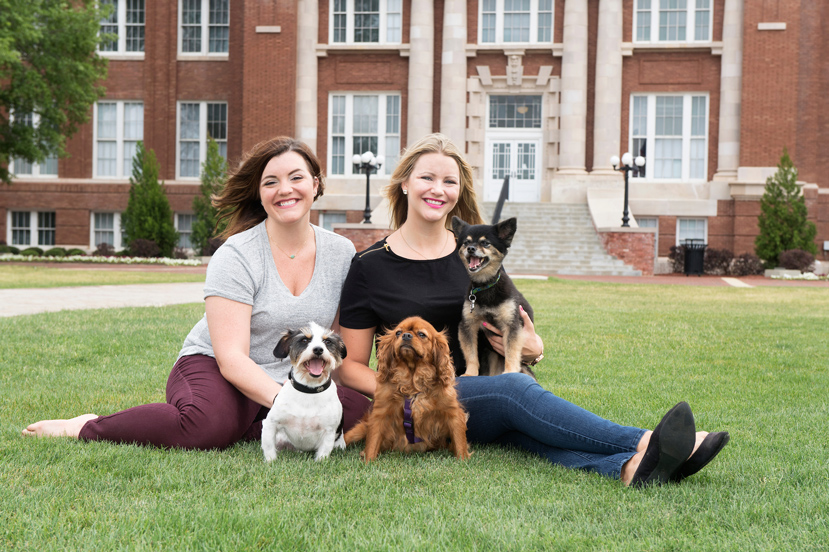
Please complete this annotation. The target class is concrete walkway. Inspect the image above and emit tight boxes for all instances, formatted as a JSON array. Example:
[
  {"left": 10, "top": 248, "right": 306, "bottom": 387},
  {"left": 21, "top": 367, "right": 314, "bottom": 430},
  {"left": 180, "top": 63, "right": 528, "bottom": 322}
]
[{"left": 0, "top": 282, "right": 205, "bottom": 318}]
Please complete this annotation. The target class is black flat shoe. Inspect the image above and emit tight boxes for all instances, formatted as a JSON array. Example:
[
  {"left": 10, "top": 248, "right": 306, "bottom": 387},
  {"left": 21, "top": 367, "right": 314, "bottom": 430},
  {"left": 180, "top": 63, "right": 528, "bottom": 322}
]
[
  {"left": 630, "top": 401, "right": 696, "bottom": 488},
  {"left": 671, "top": 431, "right": 730, "bottom": 482}
]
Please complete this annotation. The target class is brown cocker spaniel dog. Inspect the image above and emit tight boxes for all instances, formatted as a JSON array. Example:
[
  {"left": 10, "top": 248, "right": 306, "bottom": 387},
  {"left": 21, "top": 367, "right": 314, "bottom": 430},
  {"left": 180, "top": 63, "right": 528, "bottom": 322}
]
[{"left": 345, "top": 316, "right": 471, "bottom": 462}]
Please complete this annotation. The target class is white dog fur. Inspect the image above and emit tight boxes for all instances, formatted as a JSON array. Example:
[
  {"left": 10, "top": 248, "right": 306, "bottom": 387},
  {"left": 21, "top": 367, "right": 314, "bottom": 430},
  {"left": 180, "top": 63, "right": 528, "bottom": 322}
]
[{"left": 261, "top": 322, "right": 347, "bottom": 462}]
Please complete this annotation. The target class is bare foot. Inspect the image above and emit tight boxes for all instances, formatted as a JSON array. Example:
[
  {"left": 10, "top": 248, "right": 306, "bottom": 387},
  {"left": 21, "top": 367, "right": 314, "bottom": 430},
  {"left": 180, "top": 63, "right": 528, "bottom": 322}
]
[
  {"left": 22, "top": 414, "right": 98, "bottom": 439},
  {"left": 690, "top": 431, "right": 708, "bottom": 456}
]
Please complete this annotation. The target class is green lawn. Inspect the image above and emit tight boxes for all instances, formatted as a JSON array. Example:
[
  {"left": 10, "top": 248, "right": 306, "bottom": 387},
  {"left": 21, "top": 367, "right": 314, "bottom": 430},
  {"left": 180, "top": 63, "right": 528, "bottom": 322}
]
[
  {"left": 2, "top": 279, "right": 827, "bottom": 550},
  {"left": 0, "top": 265, "right": 205, "bottom": 289}
]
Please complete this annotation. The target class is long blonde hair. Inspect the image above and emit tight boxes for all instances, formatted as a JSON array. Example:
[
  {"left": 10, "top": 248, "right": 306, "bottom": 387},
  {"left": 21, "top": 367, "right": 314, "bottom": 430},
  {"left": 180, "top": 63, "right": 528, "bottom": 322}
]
[
  {"left": 384, "top": 133, "right": 484, "bottom": 230},
  {"left": 214, "top": 137, "right": 325, "bottom": 240}
]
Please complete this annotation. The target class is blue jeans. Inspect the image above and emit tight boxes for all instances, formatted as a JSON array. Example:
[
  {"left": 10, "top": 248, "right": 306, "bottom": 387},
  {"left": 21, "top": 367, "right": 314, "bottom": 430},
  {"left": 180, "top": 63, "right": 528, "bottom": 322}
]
[{"left": 455, "top": 373, "right": 646, "bottom": 478}]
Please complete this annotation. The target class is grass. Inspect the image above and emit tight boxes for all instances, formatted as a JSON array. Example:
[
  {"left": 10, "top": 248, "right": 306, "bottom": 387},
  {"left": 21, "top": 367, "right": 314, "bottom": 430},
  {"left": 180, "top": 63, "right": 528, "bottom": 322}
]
[
  {"left": 2, "top": 279, "right": 828, "bottom": 550},
  {"left": 0, "top": 265, "right": 205, "bottom": 289}
]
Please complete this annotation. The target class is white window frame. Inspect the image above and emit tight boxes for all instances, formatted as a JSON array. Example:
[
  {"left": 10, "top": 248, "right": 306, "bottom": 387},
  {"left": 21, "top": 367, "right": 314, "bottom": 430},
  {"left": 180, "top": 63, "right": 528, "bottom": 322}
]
[
  {"left": 7, "top": 210, "right": 57, "bottom": 248},
  {"left": 98, "top": 0, "right": 145, "bottom": 57},
  {"left": 90, "top": 212, "right": 124, "bottom": 250},
  {"left": 176, "top": 101, "right": 228, "bottom": 179},
  {"left": 327, "top": 92, "right": 400, "bottom": 177},
  {"left": 478, "top": 0, "right": 555, "bottom": 45},
  {"left": 175, "top": 213, "right": 197, "bottom": 250},
  {"left": 628, "top": 93, "right": 709, "bottom": 182},
  {"left": 319, "top": 211, "right": 348, "bottom": 232},
  {"left": 330, "top": 0, "right": 402, "bottom": 45},
  {"left": 676, "top": 218, "right": 707, "bottom": 246},
  {"left": 178, "top": 0, "right": 230, "bottom": 56},
  {"left": 93, "top": 101, "right": 144, "bottom": 179},
  {"left": 9, "top": 113, "right": 59, "bottom": 178},
  {"left": 633, "top": 0, "right": 712, "bottom": 44}
]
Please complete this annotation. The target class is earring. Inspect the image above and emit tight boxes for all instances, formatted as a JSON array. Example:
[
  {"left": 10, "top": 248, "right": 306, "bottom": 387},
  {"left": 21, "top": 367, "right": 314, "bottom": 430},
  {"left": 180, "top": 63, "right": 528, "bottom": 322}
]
[{"left": 402, "top": 189, "right": 408, "bottom": 195}]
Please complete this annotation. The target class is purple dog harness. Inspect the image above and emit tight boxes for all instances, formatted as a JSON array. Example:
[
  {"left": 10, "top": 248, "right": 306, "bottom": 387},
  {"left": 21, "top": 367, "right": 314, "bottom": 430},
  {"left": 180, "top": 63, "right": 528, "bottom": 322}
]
[{"left": 403, "top": 397, "right": 422, "bottom": 444}]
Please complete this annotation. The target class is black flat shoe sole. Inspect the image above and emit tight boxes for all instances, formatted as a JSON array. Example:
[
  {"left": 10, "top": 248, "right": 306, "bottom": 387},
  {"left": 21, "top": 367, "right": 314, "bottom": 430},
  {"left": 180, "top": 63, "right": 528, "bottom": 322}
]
[{"left": 631, "top": 402, "right": 696, "bottom": 488}]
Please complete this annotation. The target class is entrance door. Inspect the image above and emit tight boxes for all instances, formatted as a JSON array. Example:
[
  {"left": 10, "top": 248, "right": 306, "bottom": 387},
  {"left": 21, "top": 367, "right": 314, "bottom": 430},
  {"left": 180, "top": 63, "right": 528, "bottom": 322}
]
[{"left": 484, "top": 139, "right": 541, "bottom": 202}]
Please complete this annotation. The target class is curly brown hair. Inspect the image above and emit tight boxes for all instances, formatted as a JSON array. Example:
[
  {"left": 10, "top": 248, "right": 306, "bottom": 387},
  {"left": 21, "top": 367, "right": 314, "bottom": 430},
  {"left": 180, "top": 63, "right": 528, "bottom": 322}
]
[
  {"left": 214, "top": 137, "right": 325, "bottom": 240},
  {"left": 384, "top": 133, "right": 483, "bottom": 230}
]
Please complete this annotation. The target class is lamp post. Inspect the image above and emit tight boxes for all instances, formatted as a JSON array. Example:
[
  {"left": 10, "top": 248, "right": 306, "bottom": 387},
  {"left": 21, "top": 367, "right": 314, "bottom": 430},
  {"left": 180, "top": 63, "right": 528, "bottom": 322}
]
[
  {"left": 352, "top": 151, "right": 384, "bottom": 224},
  {"left": 610, "top": 152, "right": 645, "bottom": 227}
]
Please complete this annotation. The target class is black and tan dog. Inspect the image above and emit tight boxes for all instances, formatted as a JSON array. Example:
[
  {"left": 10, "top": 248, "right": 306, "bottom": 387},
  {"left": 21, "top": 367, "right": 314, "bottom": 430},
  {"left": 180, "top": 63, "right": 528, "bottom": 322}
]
[{"left": 451, "top": 216, "right": 536, "bottom": 379}]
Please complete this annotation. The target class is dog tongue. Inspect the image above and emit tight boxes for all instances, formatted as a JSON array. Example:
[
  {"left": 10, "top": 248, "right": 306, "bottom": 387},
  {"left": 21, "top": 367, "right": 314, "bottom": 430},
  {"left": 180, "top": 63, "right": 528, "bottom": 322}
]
[
  {"left": 306, "top": 359, "right": 325, "bottom": 377},
  {"left": 469, "top": 256, "right": 482, "bottom": 270}
]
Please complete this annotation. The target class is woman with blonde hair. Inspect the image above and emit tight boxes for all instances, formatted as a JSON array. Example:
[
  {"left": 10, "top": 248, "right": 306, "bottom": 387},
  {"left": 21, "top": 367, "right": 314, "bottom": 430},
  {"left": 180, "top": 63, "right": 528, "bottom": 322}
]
[
  {"left": 24, "top": 136, "right": 371, "bottom": 449},
  {"left": 337, "top": 133, "right": 729, "bottom": 486}
]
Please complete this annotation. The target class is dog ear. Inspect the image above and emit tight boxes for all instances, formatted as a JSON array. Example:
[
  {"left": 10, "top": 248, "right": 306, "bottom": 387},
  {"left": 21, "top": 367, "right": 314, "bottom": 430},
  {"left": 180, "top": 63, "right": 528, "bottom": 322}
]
[
  {"left": 375, "top": 330, "right": 396, "bottom": 383},
  {"left": 450, "top": 216, "right": 467, "bottom": 239},
  {"left": 329, "top": 333, "right": 347, "bottom": 360},
  {"left": 495, "top": 217, "right": 518, "bottom": 247},
  {"left": 273, "top": 330, "right": 294, "bottom": 359},
  {"left": 433, "top": 329, "right": 455, "bottom": 387}
]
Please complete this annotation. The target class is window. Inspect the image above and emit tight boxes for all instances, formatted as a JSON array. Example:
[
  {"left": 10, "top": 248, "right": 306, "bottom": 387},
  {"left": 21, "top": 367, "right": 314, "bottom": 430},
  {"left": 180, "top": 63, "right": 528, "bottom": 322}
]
[
  {"left": 91, "top": 212, "right": 123, "bottom": 250},
  {"left": 319, "top": 212, "right": 348, "bottom": 232},
  {"left": 479, "top": 0, "right": 554, "bottom": 44},
  {"left": 329, "top": 93, "right": 400, "bottom": 176},
  {"left": 177, "top": 102, "right": 228, "bottom": 178},
  {"left": 176, "top": 213, "right": 196, "bottom": 249},
  {"left": 629, "top": 94, "right": 708, "bottom": 181},
  {"left": 677, "top": 218, "right": 706, "bottom": 245},
  {"left": 95, "top": 101, "right": 144, "bottom": 178},
  {"left": 180, "top": 0, "right": 230, "bottom": 55},
  {"left": 331, "top": 0, "right": 402, "bottom": 44},
  {"left": 10, "top": 113, "right": 58, "bottom": 178},
  {"left": 634, "top": 0, "right": 712, "bottom": 43},
  {"left": 99, "top": 0, "right": 145, "bottom": 54},
  {"left": 8, "top": 211, "right": 56, "bottom": 247},
  {"left": 488, "top": 95, "right": 542, "bottom": 129}
]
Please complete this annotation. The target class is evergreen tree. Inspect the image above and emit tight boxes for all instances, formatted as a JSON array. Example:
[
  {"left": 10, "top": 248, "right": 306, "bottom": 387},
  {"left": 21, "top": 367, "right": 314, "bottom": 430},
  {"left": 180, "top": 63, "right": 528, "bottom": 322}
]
[
  {"left": 754, "top": 149, "right": 817, "bottom": 267},
  {"left": 122, "top": 142, "right": 179, "bottom": 257},
  {"left": 191, "top": 137, "right": 228, "bottom": 255}
]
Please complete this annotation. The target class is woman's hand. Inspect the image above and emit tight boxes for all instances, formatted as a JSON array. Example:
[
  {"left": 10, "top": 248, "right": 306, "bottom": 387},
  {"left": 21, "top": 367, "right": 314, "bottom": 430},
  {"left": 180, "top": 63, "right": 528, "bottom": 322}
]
[{"left": 483, "top": 305, "right": 544, "bottom": 364}]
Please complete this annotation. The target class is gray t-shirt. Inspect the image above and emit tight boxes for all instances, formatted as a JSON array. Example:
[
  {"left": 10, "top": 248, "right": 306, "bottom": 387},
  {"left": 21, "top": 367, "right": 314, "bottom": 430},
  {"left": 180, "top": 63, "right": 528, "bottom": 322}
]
[{"left": 177, "top": 221, "right": 356, "bottom": 383}]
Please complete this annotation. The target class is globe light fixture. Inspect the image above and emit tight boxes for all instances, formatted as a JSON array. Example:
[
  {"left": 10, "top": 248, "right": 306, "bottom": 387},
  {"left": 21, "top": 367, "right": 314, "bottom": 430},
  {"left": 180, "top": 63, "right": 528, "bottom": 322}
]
[
  {"left": 353, "top": 151, "right": 382, "bottom": 224},
  {"left": 610, "top": 151, "right": 646, "bottom": 228}
]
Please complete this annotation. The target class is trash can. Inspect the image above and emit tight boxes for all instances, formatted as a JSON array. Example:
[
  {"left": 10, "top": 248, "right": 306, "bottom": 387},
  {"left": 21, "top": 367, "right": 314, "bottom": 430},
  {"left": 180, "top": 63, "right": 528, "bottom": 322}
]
[{"left": 683, "top": 240, "right": 706, "bottom": 276}]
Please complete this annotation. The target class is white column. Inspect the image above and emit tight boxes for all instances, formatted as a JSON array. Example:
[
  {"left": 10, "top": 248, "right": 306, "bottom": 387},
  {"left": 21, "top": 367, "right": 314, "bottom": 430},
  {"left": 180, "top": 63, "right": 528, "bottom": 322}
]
[
  {"left": 295, "top": 0, "right": 319, "bottom": 151},
  {"left": 407, "top": 0, "right": 434, "bottom": 145},
  {"left": 591, "top": 0, "right": 623, "bottom": 175},
  {"left": 713, "top": 0, "right": 743, "bottom": 181},
  {"left": 440, "top": 0, "right": 467, "bottom": 148},
  {"left": 557, "top": 0, "right": 588, "bottom": 175}
]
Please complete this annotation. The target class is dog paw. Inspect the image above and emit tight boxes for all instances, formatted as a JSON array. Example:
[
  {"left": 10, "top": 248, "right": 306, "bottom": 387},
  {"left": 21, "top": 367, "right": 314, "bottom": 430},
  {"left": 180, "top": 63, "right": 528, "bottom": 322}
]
[{"left": 263, "top": 451, "right": 277, "bottom": 463}]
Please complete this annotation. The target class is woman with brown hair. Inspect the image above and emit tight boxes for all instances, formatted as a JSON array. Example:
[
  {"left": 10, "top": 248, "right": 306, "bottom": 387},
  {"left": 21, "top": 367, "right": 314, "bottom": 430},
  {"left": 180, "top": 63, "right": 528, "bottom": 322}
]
[
  {"left": 337, "top": 133, "right": 729, "bottom": 486},
  {"left": 23, "top": 137, "right": 371, "bottom": 449}
]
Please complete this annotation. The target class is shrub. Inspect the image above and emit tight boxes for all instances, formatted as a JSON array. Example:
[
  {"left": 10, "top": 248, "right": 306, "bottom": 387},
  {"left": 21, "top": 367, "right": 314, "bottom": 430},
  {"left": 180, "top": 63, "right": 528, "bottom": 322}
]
[
  {"left": 20, "top": 247, "right": 44, "bottom": 256},
  {"left": 94, "top": 242, "right": 116, "bottom": 256},
  {"left": 172, "top": 247, "right": 190, "bottom": 260},
  {"left": 191, "top": 136, "right": 228, "bottom": 256},
  {"left": 668, "top": 245, "right": 685, "bottom": 273},
  {"left": 0, "top": 244, "right": 21, "bottom": 254},
  {"left": 778, "top": 249, "right": 815, "bottom": 272},
  {"left": 66, "top": 248, "right": 87, "bottom": 256},
  {"left": 703, "top": 248, "right": 734, "bottom": 275},
  {"left": 44, "top": 247, "right": 67, "bottom": 257},
  {"left": 729, "top": 253, "right": 764, "bottom": 276},
  {"left": 129, "top": 238, "right": 161, "bottom": 258},
  {"left": 203, "top": 237, "right": 224, "bottom": 256}
]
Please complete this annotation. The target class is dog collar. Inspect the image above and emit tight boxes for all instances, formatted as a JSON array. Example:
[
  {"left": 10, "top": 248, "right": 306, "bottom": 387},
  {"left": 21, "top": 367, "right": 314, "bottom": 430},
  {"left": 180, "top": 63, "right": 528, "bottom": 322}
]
[
  {"left": 403, "top": 396, "right": 423, "bottom": 444},
  {"left": 469, "top": 273, "right": 501, "bottom": 311},
  {"left": 288, "top": 370, "right": 331, "bottom": 394}
]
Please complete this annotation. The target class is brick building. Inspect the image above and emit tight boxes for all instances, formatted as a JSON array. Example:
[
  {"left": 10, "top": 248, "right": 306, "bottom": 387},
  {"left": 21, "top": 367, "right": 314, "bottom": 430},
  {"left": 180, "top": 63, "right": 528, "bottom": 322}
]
[{"left": 2, "top": 0, "right": 826, "bottom": 263}]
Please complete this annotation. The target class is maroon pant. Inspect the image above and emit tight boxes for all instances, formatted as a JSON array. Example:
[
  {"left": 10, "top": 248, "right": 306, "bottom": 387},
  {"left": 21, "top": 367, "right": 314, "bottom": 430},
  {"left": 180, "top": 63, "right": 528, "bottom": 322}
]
[{"left": 79, "top": 354, "right": 372, "bottom": 450}]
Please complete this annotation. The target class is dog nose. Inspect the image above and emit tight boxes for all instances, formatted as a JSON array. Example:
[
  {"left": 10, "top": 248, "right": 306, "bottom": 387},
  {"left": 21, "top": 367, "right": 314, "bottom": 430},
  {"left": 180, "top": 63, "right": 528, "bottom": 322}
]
[
  {"left": 313, "top": 346, "right": 324, "bottom": 356},
  {"left": 466, "top": 245, "right": 476, "bottom": 254},
  {"left": 401, "top": 332, "right": 413, "bottom": 341}
]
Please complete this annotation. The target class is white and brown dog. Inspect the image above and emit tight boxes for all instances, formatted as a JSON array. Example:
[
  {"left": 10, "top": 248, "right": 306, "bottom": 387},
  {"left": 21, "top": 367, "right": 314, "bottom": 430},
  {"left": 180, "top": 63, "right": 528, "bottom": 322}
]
[{"left": 261, "top": 322, "right": 347, "bottom": 462}]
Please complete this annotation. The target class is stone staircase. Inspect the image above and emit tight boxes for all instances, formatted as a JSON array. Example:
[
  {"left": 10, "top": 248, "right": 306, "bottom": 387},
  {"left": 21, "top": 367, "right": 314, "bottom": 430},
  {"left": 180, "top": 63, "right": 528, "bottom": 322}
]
[{"left": 480, "top": 202, "right": 642, "bottom": 276}]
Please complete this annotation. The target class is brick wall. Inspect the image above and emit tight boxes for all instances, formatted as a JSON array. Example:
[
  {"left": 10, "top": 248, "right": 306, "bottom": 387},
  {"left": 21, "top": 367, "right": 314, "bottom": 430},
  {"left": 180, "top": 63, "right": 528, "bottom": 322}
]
[
  {"left": 599, "top": 230, "right": 655, "bottom": 275},
  {"left": 333, "top": 224, "right": 392, "bottom": 253}
]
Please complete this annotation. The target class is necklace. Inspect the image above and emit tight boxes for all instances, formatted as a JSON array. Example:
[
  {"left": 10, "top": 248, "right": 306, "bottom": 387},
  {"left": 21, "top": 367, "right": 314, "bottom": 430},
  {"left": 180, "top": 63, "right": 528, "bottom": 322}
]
[
  {"left": 271, "top": 226, "right": 312, "bottom": 260},
  {"left": 399, "top": 227, "right": 451, "bottom": 260}
]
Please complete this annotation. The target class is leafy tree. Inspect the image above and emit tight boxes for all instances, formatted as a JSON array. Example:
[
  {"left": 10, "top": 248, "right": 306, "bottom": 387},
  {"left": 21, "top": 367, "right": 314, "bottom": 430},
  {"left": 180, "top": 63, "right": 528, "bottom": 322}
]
[
  {"left": 754, "top": 149, "right": 817, "bottom": 267},
  {"left": 191, "top": 137, "right": 228, "bottom": 255},
  {"left": 122, "top": 142, "right": 179, "bottom": 257},
  {"left": 0, "top": 0, "right": 109, "bottom": 184}
]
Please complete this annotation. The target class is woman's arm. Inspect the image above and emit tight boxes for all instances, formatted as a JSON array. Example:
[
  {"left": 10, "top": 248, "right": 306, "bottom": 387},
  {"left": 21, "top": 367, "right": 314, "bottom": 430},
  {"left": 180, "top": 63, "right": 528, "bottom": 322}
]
[
  {"left": 336, "top": 326, "right": 378, "bottom": 398},
  {"left": 206, "top": 296, "right": 283, "bottom": 407},
  {"left": 483, "top": 306, "right": 544, "bottom": 364}
]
